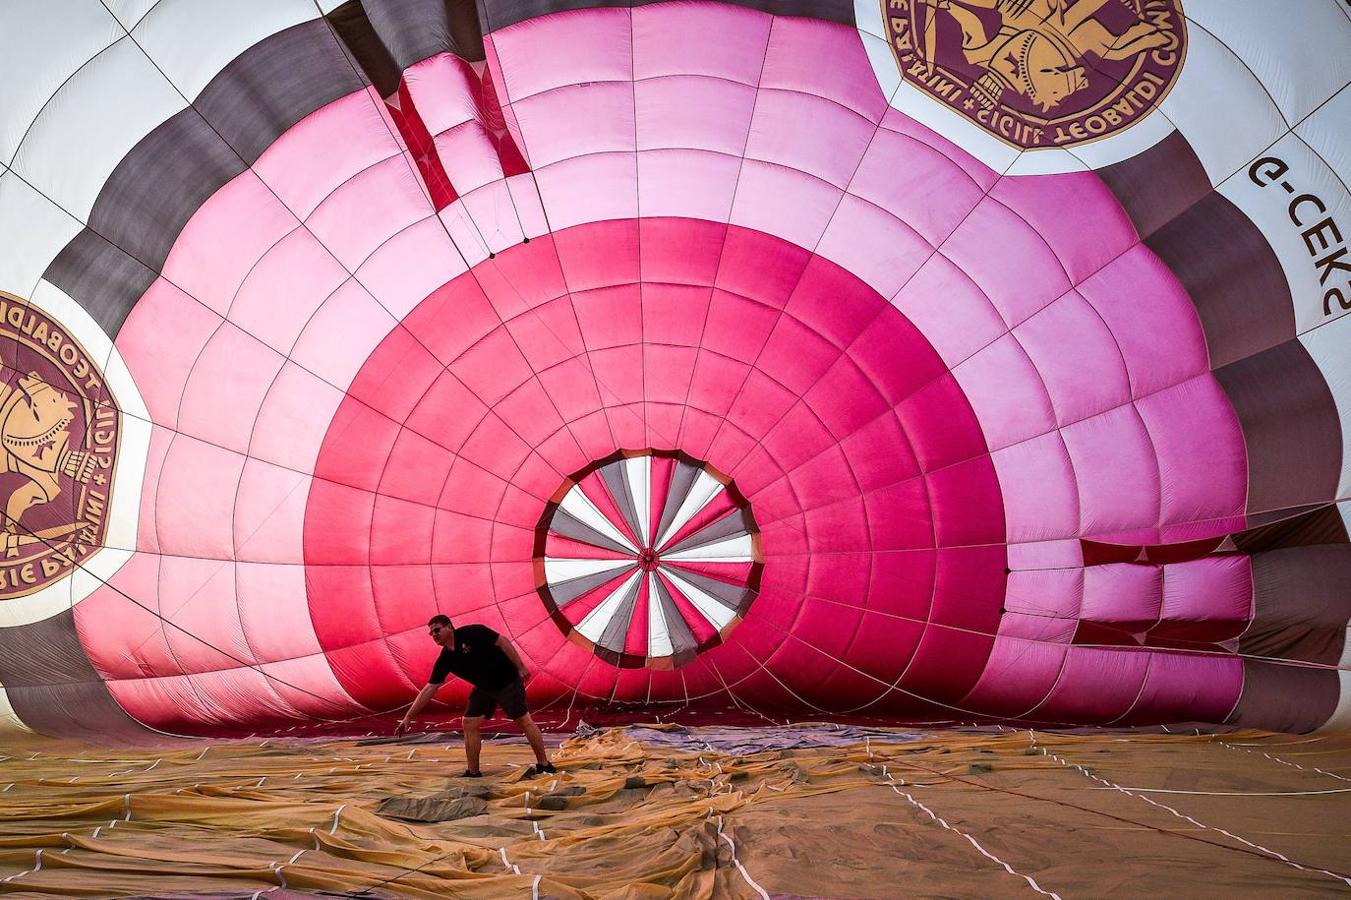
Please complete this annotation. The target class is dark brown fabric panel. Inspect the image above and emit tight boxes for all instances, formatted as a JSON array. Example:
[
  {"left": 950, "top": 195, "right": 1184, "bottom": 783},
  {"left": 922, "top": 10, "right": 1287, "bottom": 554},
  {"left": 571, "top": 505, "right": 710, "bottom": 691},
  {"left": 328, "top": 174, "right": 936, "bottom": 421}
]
[
  {"left": 1214, "top": 340, "right": 1342, "bottom": 516},
  {"left": 86, "top": 108, "right": 246, "bottom": 276},
  {"left": 1225, "top": 659, "right": 1338, "bottom": 734},
  {"left": 43, "top": 228, "right": 158, "bottom": 337},
  {"left": 0, "top": 609, "right": 153, "bottom": 741},
  {"left": 1243, "top": 544, "right": 1351, "bottom": 666},
  {"left": 362, "top": 0, "right": 486, "bottom": 71},
  {"left": 195, "top": 19, "right": 367, "bottom": 167},
  {"left": 476, "top": 0, "right": 855, "bottom": 34},
  {"left": 1233, "top": 504, "right": 1349, "bottom": 555},
  {"left": 1097, "top": 130, "right": 1212, "bottom": 241},
  {"left": 6, "top": 682, "right": 157, "bottom": 744},
  {"left": 1146, "top": 191, "right": 1293, "bottom": 369},
  {"left": 327, "top": 0, "right": 403, "bottom": 97}
]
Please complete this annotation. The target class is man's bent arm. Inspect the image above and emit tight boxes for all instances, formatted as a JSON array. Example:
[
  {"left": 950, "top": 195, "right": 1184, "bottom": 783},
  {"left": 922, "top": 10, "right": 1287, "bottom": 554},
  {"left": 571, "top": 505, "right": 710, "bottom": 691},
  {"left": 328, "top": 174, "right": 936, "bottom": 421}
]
[
  {"left": 400, "top": 683, "right": 440, "bottom": 726},
  {"left": 495, "top": 635, "right": 530, "bottom": 680}
]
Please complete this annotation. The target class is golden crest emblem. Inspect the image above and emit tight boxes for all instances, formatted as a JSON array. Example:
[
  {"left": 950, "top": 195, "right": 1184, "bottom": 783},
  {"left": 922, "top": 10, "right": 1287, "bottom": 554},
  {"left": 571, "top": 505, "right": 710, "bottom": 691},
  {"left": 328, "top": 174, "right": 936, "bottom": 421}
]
[
  {"left": 884, "top": 0, "right": 1186, "bottom": 149},
  {"left": 0, "top": 292, "right": 118, "bottom": 599}
]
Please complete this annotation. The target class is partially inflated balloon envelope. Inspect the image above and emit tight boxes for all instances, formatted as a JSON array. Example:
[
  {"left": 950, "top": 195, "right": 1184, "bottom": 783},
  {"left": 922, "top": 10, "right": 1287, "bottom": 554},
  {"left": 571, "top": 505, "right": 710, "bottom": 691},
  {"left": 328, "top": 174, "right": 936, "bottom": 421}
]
[{"left": 0, "top": 0, "right": 1348, "bottom": 739}]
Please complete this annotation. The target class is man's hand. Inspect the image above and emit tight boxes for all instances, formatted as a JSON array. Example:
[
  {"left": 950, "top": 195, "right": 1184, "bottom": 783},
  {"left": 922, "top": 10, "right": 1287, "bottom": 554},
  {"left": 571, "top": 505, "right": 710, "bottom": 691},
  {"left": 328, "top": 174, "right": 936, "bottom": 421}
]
[
  {"left": 394, "top": 719, "right": 410, "bottom": 737},
  {"left": 517, "top": 668, "right": 531, "bottom": 684}
]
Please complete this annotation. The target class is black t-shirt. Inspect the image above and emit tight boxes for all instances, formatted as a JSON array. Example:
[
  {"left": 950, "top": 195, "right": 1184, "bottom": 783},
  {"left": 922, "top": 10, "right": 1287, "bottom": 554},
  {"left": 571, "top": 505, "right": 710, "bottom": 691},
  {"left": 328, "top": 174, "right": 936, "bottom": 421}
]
[{"left": 428, "top": 624, "right": 518, "bottom": 690}]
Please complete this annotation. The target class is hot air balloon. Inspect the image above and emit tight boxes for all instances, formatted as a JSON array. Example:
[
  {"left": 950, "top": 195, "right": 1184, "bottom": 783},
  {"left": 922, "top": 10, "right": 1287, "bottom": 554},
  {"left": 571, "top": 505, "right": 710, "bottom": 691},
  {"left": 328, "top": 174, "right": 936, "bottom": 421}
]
[{"left": 0, "top": 0, "right": 1347, "bottom": 744}]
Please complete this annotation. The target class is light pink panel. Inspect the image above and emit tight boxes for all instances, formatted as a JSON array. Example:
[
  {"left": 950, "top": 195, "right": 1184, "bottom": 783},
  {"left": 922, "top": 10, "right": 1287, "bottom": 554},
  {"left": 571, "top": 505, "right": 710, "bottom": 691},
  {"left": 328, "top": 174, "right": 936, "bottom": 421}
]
[
  {"left": 634, "top": 76, "right": 756, "bottom": 154},
  {"left": 631, "top": 2, "right": 770, "bottom": 84},
  {"left": 489, "top": 7, "right": 633, "bottom": 100},
  {"left": 117, "top": 278, "right": 222, "bottom": 429},
  {"left": 1013, "top": 290, "right": 1131, "bottom": 427},
  {"left": 161, "top": 171, "right": 296, "bottom": 317},
  {"left": 1060, "top": 405, "right": 1161, "bottom": 537},
  {"left": 229, "top": 227, "right": 348, "bottom": 356},
  {"left": 305, "top": 156, "right": 431, "bottom": 272},
  {"left": 177, "top": 323, "right": 285, "bottom": 455},
  {"left": 403, "top": 53, "right": 480, "bottom": 136},
  {"left": 253, "top": 86, "right": 403, "bottom": 219}
]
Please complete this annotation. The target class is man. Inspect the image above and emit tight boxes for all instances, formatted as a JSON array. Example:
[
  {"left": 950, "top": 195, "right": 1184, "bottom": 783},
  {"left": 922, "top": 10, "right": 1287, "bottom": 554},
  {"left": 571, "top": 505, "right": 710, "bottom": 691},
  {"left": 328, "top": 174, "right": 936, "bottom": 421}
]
[{"left": 395, "top": 614, "right": 556, "bottom": 778}]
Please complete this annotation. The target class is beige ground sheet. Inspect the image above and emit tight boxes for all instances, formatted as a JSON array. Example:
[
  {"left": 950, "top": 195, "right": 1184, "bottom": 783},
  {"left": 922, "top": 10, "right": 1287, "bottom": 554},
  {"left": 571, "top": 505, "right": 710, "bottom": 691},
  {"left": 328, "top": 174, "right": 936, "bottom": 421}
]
[{"left": 0, "top": 725, "right": 1347, "bottom": 898}]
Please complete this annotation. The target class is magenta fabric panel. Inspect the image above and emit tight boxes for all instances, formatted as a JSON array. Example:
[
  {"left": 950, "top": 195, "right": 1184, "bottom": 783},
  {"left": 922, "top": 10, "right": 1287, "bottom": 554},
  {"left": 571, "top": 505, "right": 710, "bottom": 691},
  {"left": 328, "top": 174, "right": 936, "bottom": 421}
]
[{"left": 1155, "top": 556, "right": 1254, "bottom": 643}]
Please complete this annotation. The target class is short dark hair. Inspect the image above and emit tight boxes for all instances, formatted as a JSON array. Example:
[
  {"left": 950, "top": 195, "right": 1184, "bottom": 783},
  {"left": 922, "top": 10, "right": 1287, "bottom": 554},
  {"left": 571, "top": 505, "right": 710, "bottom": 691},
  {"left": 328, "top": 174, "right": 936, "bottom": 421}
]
[{"left": 427, "top": 614, "right": 451, "bottom": 629}]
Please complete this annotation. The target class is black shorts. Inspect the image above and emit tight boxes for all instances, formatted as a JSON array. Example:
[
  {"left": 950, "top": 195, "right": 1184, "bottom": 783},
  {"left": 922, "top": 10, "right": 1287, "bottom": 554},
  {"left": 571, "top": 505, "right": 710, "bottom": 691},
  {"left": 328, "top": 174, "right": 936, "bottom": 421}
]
[{"left": 465, "top": 678, "right": 528, "bottom": 719}]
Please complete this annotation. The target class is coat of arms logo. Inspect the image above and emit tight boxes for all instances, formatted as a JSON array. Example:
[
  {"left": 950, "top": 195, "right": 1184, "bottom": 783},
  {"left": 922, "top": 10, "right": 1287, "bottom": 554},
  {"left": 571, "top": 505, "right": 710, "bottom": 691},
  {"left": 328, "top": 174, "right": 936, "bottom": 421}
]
[
  {"left": 884, "top": 0, "right": 1186, "bottom": 149},
  {"left": 0, "top": 292, "right": 118, "bottom": 599}
]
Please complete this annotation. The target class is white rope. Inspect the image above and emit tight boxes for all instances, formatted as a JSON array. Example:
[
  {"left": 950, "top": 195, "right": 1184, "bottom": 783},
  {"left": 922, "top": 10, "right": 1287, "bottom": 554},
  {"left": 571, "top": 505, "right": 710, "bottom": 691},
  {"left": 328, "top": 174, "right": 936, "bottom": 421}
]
[
  {"left": 532, "top": 874, "right": 542, "bottom": 899},
  {"left": 1098, "top": 786, "right": 1351, "bottom": 796},
  {"left": 1218, "top": 739, "right": 1351, "bottom": 783},
  {"left": 1027, "top": 731, "right": 1351, "bottom": 889},
  {"left": 715, "top": 815, "right": 769, "bottom": 900},
  {"left": 879, "top": 767, "right": 1060, "bottom": 899}
]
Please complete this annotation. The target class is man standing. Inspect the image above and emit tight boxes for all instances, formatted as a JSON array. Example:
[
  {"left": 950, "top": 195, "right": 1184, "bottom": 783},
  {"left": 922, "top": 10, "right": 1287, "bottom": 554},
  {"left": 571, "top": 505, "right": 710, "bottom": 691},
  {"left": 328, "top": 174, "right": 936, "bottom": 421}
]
[{"left": 395, "top": 614, "right": 556, "bottom": 778}]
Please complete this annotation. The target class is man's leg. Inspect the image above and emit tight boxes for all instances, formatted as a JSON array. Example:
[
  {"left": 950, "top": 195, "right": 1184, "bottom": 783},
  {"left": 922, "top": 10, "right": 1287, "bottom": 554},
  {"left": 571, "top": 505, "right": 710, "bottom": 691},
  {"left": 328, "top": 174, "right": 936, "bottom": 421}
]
[
  {"left": 514, "top": 713, "right": 550, "bottom": 766},
  {"left": 462, "top": 715, "right": 484, "bottom": 773}
]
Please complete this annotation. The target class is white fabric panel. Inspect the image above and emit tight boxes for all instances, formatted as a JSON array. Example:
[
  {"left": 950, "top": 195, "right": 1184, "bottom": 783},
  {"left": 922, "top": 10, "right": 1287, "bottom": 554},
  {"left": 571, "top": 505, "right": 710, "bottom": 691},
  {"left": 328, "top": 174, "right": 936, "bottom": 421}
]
[
  {"left": 0, "top": 170, "right": 82, "bottom": 298},
  {"left": 1299, "top": 313, "right": 1351, "bottom": 500},
  {"left": 647, "top": 573, "right": 673, "bottom": 658},
  {"left": 662, "top": 569, "right": 735, "bottom": 630},
  {"left": 623, "top": 456, "right": 650, "bottom": 546},
  {"left": 1219, "top": 132, "right": 1351, "bottom": 334},
  {"left": 543, "top": 558, "right": 633, "bottom": 582},
  {"left": 1296, "top": 85, "right": 1351, "bottom": 215},
  {"left": 559, "top": 487, "right": 638, "bottom": 552},
  {"left": 0, "top": 684, "right": 31, "bottom": 732},
  {"left": 0, "top": 0, "right": 122, "bottom": 163},
  {"left": 104, "top": 0, "right": 164, "bottom": 31},
  {"left": 1340, "top": 501, "right": 1351, "bottom": 536},
  {"left": 1159, "top": 23, "right": 1286, "bottom": 185},
  {"left": 10, "top": 36, "right": 187, "bottom": 222},
  {"left": 1185, "top": 0, "right": 1351, "bottom": 125},
  {"left": 131, "top": 0, "right": 315, "bottom": 100},
  {"left": 1324, "top": 668, "right": 1351, "bottom": 732},
  {"left": 662, "top": 534, "right": 754, "bottom": 562}
]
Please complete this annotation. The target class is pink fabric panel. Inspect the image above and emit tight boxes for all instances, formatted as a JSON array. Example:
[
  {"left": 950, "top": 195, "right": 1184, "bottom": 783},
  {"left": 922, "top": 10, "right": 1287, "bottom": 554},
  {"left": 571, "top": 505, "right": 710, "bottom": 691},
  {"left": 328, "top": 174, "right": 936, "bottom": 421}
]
[
  {"left": 759, "top": 16, "right": 886, "bottom": 121},
  {"left": 432, "top": 122, "right": 503, "bottom": 193},
  {"left": 952, "top": 334, "right": 1055, "bottom": 451},
  {"left": 1117, "top": 653, "right": 1243, "bottom": 726},
  {"left": 942, "top": 197, "right": 1071, "bottom": 328},
  {"left": 255, "top": 654, "right": 363, "bottom": 720},
  {"left": 116, "top": 278, "right": 222, "bottom": 429},
  {"left": 533, "top": 152, "right": 638, "bottom": 230},
  {"left": 1060, "top": 405, "right": 1161, "bottom": 538},
  {"left": 991, "top": 432, "right": 1080, "bottom": 543},
  {"left": 815, "top": 194, "right": 930, "bottom": 300},
  {"left": 354, "top": 216, "right": 466, "bottom": 321},
  {"left": 290, "top": 280, "right": 398, "bottom": 392},
  {"left": 489, "top": 7, "right": 632, "bottom": 100},
  {"left": 991, "top": 172, "right": 1137, "bottom": 285},
  {"left": 135, "top": 426, "right": 174, "bottom": 553},
  {"left": 155, "top": 435, "right": 246, "bottom": 560},
  {"left": 161, "top": 170, "right": 297, "bottom": 317},
  {"left": 305, "top": 157, "right": 430, "bottom": 272},
  {"left": 249, "top": 362, "right": 348, "bottom": 474},
  {"left": 1081, "top": 564, "right": 1163, "bottom": 629},
  {"left": 634, "top": 76, "right": 755, "bottom": 154},
  {"left": 403, "top": 53, "right": 479, "bottom": 136},
  {"left": 234, "top": 561, "right": 322, "bottom": 662},
  {"left": 233, "top": 459, "right": 309, "bottom": 564},
  {"left": 745, "top": 91, "right": 874, "bottom": 190},
  {"left": 892, "top": 255, "right": 1008, "bottom": 368},
  {"left": 229, "top": 227, "right": 348, "bottom": 356},
  {"left": 1156, "top": 556, "right": 1254, "bottom": 642},
  {"left": 1078, "top": 245, "right": 1209, "bottom": 397},
  {"left": 253, "top": 86, "right": 401, "bottom": 219},
  {"left": 730, "top": 159, "right": 841, "bottom": 251},
  {"left": 879, "top": 108, "right": 998, "bottom": 194},
  {"left": 74, "top": 552, "right": 169, "bottom": 680},
  {"left": 1005, "top": 568, "right": 1084, "bottom": 620},
  {"left": 631, "top": 2, "right": 770, "bottom": 84},
  {"left": 961, "top": 635, "right": 1068, "bottom": 718},
  {"left": 1013, "top": 291, "right": 1131, "bottom": 427},
  {"left": 158, "top": 554, "right": 253, "bottom": 673},
  {"left": 850, "top": 124, "right": 984, "bottom": 248},
  {"left": 177, "top": 323, "right": 285, "bottom": 455},
  {"left": 512, "top": 82, "right": 635, "bottom": 168},
  {"left": 1034, "top": 647, "right": 1150, "bottom": 723},
  {"left": 636, "top": 149, "right": 741, "bottom": 222},
  {"left": 1135, "top": 376, "right": 1246, "bottom": 534}
]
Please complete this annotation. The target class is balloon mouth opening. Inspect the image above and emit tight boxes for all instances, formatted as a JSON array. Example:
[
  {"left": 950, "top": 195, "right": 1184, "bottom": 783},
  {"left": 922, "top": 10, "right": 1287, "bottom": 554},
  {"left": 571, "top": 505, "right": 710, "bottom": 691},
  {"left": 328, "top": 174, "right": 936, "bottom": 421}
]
[{"left": 533, "top": 448, "right": 762, "bottom": 669}]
